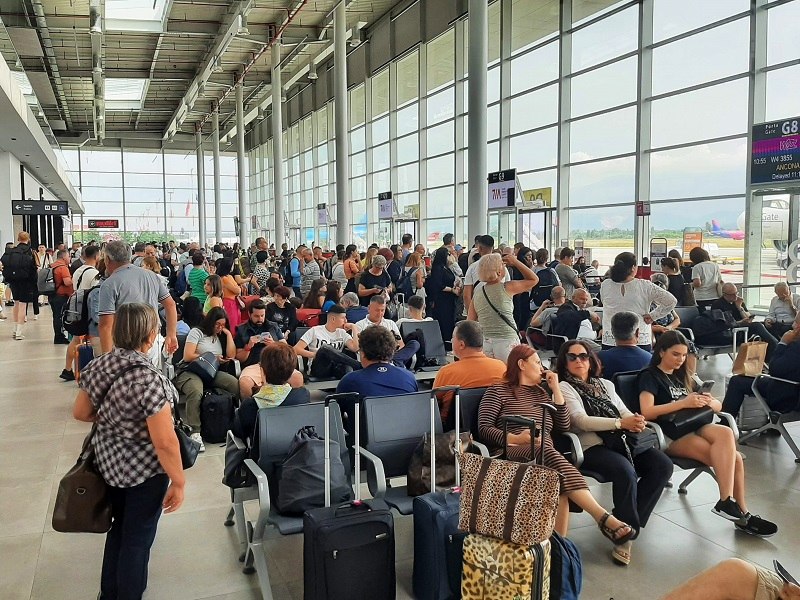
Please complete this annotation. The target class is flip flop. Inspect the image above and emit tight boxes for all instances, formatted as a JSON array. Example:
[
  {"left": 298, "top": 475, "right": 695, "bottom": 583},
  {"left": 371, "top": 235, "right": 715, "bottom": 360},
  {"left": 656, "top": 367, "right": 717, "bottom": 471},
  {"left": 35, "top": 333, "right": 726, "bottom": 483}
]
[
  {"left": 611, "top": 545, "right": 631, "bottom": 566},
  {"left": 598, "top": 512, "right": 635, "bottom": 545}
]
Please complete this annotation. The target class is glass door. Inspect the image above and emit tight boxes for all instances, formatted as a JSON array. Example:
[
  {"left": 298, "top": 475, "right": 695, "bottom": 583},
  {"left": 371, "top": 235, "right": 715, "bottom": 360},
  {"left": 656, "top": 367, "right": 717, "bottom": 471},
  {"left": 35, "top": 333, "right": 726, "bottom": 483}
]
[
  {"left": 518, "top": 211, "right": 547, "bottom": 250},
  {"left": 745, "top": 194, "right": 791, "bottom": 309}
]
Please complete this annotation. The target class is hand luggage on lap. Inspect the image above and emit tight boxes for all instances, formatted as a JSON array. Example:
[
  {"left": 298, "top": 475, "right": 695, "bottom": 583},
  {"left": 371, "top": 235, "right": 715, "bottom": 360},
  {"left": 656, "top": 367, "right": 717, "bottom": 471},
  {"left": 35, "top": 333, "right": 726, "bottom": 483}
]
[{"left": 303, "top": 393, "right": 396, "bottom": 600}]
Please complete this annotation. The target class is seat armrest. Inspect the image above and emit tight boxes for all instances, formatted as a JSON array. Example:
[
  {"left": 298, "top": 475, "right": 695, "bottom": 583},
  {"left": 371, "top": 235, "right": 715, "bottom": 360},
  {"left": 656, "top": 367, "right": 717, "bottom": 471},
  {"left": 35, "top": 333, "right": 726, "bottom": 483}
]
[
  {"left": 355, "top": 447, "right": 387, "bottom": 498},
  {"left": 646, "top": 421, "right": 668, "bottom": 450},
  {"left": 677, "top": 327, "right": 695, "bottom": 342},
  {"left": 227, "top": 430, "right": 247, "bottom": 451},
  {"left": 754, "top": 374, "right": 800, "bottom": 388},
  {"left": 716, "top": 411, "right": 740, "bottom": 439},
  {"left": 562, "top": 432, "right": 584, "bottom": 468},
  {"left": 470, "top": 440, "right": 490, "bottom": 457},
  {"left": 233, "top": 359, "right": 242, "bottom": 377},
  {"left": 244, "top": 459, "right": 272, "bottom": 543}
]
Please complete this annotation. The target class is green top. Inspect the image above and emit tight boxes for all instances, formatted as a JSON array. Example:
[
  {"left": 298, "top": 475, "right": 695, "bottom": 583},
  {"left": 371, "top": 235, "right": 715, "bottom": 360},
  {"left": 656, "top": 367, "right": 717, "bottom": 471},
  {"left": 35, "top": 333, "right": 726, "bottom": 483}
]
[
  {"left": 472, "top": 281, "right": 517, "bottom": 340},
  {"left": 188, "top": 267, "right": 209, "bottom": 305}
]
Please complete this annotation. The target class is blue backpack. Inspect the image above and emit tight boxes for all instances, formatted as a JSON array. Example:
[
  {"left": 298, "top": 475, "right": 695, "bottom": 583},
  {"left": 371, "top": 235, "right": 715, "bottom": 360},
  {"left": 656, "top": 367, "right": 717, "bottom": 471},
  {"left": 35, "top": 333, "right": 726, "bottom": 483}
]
[
  {"left": 175, "top": 266, "right": 188, "bottom": 295},
  {"left": 549, "top": 531, "right": 582, "bottom": 600}
]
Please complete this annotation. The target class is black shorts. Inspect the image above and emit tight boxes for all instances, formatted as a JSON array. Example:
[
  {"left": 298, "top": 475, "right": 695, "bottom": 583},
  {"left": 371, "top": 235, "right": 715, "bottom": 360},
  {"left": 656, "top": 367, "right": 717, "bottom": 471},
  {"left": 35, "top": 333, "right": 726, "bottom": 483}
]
[{"left": 9, "top": 281, "right": 38, "bottom": 303}]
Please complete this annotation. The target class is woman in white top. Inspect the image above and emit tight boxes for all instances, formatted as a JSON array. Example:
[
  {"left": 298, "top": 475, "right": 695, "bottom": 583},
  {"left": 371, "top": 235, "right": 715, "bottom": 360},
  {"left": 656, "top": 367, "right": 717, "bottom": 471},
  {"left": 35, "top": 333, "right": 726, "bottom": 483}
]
[
  {"left": 599, "top": 252, "right": 676, "bottom": 351},
  {"left": 689, "top": 246, "right": 722, "bottom": 309},
  {"left": 556, "top": 340, "right": 673, "bottom": 566}
]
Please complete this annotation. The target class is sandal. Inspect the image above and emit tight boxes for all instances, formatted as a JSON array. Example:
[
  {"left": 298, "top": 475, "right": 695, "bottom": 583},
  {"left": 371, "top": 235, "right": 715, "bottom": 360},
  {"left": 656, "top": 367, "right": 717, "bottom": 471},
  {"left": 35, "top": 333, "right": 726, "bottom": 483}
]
[
  {"left": 598, "top": 512, "right": 635, "bottom": 545},
  {"left": 611, "top": 545, "right": 631, "bottom": 566}
]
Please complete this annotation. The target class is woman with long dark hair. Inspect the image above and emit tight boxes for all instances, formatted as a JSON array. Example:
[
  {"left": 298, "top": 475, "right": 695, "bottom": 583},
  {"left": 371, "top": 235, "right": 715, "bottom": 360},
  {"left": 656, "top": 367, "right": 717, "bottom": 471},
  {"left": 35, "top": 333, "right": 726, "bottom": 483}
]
[
  {"left": 425, "top": 246, "right": 459, "bottom": 342},
  {"left": 510, "top": 246, "right": 535, "bottom": 331},
  {"left": 322, "top": 280, "right": 343, "bottom": 312},
  {"left": 479, "top": 344, "right": 635, "bottom": 544}
]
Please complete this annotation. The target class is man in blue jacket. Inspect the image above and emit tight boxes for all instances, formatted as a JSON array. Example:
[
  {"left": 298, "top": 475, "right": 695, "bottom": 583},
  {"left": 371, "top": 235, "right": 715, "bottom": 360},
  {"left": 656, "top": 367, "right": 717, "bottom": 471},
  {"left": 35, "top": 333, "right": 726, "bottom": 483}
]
[
  {"left": 722, "top": 312, "right": 800, "bottom": 419},
  {"left": 288, "top": 245, "right": 304, "bottom": 297}
]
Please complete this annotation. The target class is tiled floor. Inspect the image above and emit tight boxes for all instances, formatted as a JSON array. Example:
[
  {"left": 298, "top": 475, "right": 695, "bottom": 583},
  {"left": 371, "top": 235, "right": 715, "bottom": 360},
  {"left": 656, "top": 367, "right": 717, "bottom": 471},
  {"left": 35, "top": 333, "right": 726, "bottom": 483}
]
[{"left": 2, "top": 314, "right": 799, "bottom": 599}]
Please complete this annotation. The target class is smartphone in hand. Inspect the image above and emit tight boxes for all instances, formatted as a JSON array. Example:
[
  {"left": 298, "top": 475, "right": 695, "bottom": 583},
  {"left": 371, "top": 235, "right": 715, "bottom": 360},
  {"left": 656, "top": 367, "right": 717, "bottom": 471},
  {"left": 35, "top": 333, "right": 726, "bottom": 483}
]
[
  {"left": 699, "top": 380, "right": 715, "bottom": 394},
  {"left": 775, "top": 560, "right": 798, "bottom": 586}
]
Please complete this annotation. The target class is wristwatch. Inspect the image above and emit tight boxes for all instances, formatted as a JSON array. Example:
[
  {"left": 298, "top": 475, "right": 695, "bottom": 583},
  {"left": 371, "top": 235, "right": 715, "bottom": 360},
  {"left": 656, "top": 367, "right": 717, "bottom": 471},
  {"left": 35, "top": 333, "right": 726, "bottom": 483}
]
[{"left": 614, "top": 418, "right": 622, "bottom": 430}]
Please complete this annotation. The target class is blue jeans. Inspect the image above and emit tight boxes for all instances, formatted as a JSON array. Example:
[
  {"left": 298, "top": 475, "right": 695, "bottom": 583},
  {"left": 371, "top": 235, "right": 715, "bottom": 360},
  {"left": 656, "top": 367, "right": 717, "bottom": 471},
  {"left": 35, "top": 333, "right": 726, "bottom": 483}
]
[{"left": 100, "top": 473, "right": 169, "bottom": 600}]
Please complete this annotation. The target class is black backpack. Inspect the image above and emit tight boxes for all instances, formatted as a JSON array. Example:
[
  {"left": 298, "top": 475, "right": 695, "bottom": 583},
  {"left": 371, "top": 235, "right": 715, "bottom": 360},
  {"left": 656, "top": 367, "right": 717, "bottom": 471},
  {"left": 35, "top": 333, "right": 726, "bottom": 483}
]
[
  {"left": 200, "top": 389, "right": 236, "bottom": 443},
  {"left": 530, "top": 267, "right": 559, "bottom": 307},
  {"left": 2, "top": 246, "right": 35, "bottom": 282}
]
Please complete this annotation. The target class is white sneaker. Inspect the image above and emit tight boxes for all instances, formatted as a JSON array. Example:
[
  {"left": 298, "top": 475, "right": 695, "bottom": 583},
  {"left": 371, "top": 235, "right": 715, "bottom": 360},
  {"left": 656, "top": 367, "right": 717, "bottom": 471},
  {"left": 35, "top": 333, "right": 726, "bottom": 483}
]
[
  {"left": 0, "top": 312, "right": 6, "bottom": 320},
  {"left": 190, "top": 433, "right": 205, "bottom": 452},
  {"left": 33, "top": 315, "right": 38, "bottom": 320},
  {"left": 14, "top": 332, "right": 24, "bottom": 340}
]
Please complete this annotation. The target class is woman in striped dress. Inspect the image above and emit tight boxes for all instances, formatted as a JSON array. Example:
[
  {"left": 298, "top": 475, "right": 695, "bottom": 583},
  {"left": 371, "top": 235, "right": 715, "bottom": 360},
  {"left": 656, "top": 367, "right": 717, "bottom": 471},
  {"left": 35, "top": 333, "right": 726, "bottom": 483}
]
[{"left": 479, "top": 344, "right": 635, "bottom": 543}]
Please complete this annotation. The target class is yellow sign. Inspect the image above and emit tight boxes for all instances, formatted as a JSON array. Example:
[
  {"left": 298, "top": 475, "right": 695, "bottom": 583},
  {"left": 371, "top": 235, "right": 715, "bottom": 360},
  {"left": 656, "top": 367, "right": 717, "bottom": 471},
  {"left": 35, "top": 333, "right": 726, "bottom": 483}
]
[{"left": 522, "top": 188, "right": 552, "bottom": 208}]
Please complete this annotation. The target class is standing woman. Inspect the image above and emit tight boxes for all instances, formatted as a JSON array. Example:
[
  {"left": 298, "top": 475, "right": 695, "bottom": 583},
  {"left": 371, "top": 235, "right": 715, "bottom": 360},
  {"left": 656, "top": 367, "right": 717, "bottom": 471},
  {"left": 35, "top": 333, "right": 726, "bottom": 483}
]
[
  {"left": 216, "top": 257, "right": 244, "bottom": 330},
  {"left": 72, "top": 303, "right": 184, "bottom": 599},
  {"left": 343, "top": 244, "right": 362, "bottom": 294},
  {"left": 361, "top": 246, "right": 378, "bottom": 271},
  {"left": 468, "top": 252, "right": 539, "bottom": 363},
  {"left": 510, "top": 246, "right": 535, "bottom": 331},
  {"left": 690, "top": 246, "right": 722, "bottom": 310},
  {"left": 0, "top": 231, "right": 38, "bottom": 340},
  {"left": 202, "top": 274, "right": 225, "bottom": 315},
  {"left": 404, "top": 252, "right": 426, "bottom": 298},
  {"left": 599, "top": 252, "right": 676, "bottom": 351},
  {"left": 322, "top": 280, "right": 343, "bottom": 312},
  {"left": 557, "top": 340, "right": 673, "bottom": 565},
  {"left": 425, "top": 246, "right": 459, "bottom": 342}
]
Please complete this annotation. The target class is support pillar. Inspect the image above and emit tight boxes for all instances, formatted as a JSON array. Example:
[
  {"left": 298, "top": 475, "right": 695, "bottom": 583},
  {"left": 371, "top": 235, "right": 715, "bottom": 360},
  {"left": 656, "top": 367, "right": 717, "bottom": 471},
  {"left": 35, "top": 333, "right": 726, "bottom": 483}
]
[
  {"left": 195, "top": 128, "right": 207, "bottom": 249},
  {"left": 212, "top": 107, "right": 222, "bottom": 244},
  {"left": 272, "top": 42, "right": 286, "bottom": 247},
  {"left": 334, "top": 1, "right": 351, "bottom": 244},
  {"left": 467, "top": 0, "right": 488, "bottom": 242},
  {"left": 236, "top": 80, "right": 249, "bottom": 247}
]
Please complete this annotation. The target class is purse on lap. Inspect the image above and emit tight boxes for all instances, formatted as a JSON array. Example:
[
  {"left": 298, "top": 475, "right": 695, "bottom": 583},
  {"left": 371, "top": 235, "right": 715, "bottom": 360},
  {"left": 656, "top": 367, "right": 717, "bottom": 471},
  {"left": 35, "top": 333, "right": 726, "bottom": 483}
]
[
  {"left": 186, "top": 351, "right": 219, "bottom": 385},
  {"left": 657, "top": 407, "right": 714, "bottom": 439}
]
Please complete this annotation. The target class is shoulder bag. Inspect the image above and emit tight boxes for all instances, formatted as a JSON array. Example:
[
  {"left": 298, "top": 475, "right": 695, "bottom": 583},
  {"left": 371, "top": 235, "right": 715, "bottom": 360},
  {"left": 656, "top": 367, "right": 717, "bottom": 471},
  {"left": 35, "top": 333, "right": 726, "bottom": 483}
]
[
  {"left": 186, "top": 351, "right": 219, "bottom": 385},
  {"left": 480, "top": 285, "right": 523, "bottom": 341},
  {"left": 658, "top": 407, "right": 714, "bottom": 439}
]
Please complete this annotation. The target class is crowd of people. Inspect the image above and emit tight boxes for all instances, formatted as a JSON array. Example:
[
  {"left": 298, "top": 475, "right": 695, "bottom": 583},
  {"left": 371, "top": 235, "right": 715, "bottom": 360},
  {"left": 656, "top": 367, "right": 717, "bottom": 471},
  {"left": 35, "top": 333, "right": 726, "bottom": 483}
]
[{"left": 2, "top": 228, "right": 799, "bottom": 600}]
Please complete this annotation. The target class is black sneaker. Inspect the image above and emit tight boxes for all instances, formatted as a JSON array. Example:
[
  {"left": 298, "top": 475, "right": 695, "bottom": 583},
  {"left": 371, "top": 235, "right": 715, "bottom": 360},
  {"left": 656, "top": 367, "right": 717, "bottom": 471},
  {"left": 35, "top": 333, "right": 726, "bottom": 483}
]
[
  {"left": 54, "top": 337, "right": 70, "bottom": 345},
  {"left": 59, "top": 369, "right": 75, "bottom": 381},
  {"left": 734, "top": 513, "right": 778, "bottom": 538},
  {"left": 712, "top": 497, "right": 745, "bottom": 521}
]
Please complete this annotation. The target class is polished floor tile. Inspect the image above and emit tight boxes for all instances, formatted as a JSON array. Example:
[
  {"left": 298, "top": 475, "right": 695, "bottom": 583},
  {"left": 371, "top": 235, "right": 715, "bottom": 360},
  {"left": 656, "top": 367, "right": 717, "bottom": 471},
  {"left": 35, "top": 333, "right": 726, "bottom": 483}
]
[{"left": 3, "top": 318, "right": 800, "bottom": 599}]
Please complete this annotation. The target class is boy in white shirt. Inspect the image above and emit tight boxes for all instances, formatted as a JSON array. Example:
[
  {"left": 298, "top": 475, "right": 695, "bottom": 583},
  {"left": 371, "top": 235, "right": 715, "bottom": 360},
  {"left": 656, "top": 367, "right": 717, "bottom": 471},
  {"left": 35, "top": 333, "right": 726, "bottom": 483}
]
[{"left": 294, "top": 305, "right": 361, "bottom": 378}]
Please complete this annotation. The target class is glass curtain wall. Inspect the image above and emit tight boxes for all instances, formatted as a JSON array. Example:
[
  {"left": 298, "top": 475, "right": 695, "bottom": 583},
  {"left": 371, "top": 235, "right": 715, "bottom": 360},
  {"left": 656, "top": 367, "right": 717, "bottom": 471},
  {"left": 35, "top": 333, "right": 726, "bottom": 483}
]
[
  {"left": 62, "top": 146, "right": 243, "bottom": 243},
  {"left": 246, "top": 0, "right": 797, "bottom": 280}
]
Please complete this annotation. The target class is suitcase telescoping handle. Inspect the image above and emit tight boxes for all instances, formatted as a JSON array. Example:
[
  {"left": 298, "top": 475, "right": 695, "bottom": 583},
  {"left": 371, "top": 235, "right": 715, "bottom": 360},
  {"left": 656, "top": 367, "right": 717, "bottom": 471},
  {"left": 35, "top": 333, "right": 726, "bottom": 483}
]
[
  {"left": 323, "top": 393, "right": 361, "bottom": 508},
  {"left": 503, "top": 403, "right": 557, "bottom": 465},
  {"left": 429, "top": 386, "right": 460, "bottom": 491}
]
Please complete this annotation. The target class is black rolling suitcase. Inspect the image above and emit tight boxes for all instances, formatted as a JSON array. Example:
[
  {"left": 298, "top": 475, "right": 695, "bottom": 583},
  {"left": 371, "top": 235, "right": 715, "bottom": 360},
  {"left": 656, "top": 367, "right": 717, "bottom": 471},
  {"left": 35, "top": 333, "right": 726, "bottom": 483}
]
[
  {"left": 303, "top": 393, "right": 396, "bottom": 600},
  {"left": 413, "top": 386, "right": 465, "bottom": 600}
]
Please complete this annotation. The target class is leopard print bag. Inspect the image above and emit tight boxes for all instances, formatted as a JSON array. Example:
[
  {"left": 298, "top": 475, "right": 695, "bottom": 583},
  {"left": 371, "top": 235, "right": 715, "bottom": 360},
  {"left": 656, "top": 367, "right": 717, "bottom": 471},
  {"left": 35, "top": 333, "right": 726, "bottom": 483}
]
[{"left": 457, "top": 452, "right": 560, "bottom": 546}]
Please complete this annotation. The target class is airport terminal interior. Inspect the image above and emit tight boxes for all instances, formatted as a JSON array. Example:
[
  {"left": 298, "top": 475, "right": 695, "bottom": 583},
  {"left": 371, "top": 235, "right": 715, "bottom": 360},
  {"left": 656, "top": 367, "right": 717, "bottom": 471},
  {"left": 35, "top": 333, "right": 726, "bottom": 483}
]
[{"left": 1, "top": 0, "right": 800, "bottom": 598}]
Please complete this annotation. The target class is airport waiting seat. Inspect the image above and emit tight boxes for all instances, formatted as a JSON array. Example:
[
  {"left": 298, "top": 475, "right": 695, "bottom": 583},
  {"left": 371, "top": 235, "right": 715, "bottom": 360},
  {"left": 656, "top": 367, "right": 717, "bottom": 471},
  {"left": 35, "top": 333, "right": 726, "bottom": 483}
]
[
  {"left": 400, "top": 320, "right": 449, "bottom": 371},
  {"left": 738, "top": 375, "right": 800, "bottom": 463},
  {"left": 612, "top": 370, "right": 739, "bottom": 494},
  {"left": 240, "top": 399, "right": 351, "bottom": 598},
  {"left": 455, "top": 387, "right": 490, "bottom": 457},
  {"left": 674, "top": 306, "right": 748, "bottom": 360}
]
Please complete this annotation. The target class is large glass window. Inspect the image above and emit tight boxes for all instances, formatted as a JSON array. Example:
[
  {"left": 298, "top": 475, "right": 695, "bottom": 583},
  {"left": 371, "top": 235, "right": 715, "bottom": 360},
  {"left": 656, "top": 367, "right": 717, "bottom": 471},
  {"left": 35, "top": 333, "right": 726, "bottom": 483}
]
[
  {"left": 372, "top": 69, "right": 390, "bottom": 118},
  {"left": 653, "top": 0, "right": 750, "bottom": 43},
  {"left": 427, "top": 29, "right": 455, "bottom": 92},
  {"left": 568, "top": 156, "right": 636, "bottom": 207},
  {"left": 510, "top": 41, "right": 559, "bottom": 95},
  {"left": 570, "top": 106, "right": 637, "bottom": 162},
  {"left": 397, "top": 51, "right": 419, "bottom": 106},
  {"left": 767, "top": 1, "right": 800, "bottom": 66},
  {"left": 510, "top": 127, "right": 558, "bottom": 172},
  {"left": 570, "top": 56, "right": 637, "bottom": 117},
  {"left": 510, "top": 84, "right": 558, "bottom": 134},
  {"left": 766, "top": 65, "right": 800, "bottom": 121},
  {"left": 571, "top": 6, "right": 638, "bottom": 72}
]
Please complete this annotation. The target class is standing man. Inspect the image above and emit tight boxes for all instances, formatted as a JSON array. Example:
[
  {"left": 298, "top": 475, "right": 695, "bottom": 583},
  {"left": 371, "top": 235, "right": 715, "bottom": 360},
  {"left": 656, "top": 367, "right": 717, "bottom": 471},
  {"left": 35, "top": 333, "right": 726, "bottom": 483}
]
[
  {"left": 131, "top": 242, "right": 147, "bottom": 266},
  {"left": 49, "top": 249, "right": 74, "bottom": 345},
  {"left": 463, "top": 235, "right": 506, "bottom": 314},
  {"left": 288, "top": 245, "right": 304, "bottom": 297},
  {"left": 300, "top": 247, "right": 321, "bottom": 299},
  {"left": 400, "top": 233, "right": 414, "bottom": 260},
  {"left": 98, "top": 241, "right": 178, "bottom": 362},
  {"left": 554, "top": 247, "right": 584, "bottom": 299},
  {"left": 250, "top": 236, "right": 268, "bottom": 273}
]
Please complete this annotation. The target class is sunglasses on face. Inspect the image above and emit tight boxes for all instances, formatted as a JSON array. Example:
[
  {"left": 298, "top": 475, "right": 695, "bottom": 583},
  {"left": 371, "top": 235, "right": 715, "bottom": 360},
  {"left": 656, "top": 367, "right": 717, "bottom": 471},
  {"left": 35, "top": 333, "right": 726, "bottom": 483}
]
[{"left": 566, "top": 352, "right": 590, "bottom": 362}]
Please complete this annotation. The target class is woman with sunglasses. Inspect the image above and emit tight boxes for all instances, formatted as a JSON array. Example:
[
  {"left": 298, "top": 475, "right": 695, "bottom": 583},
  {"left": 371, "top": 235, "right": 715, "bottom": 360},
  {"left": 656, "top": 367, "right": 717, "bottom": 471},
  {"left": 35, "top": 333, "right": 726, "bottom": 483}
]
[
  {"left": 479, "top": 344, "right": 635, "bottom": 545},
  {"left": 556, "top": 340, "right": 673, "bottom": 565}
]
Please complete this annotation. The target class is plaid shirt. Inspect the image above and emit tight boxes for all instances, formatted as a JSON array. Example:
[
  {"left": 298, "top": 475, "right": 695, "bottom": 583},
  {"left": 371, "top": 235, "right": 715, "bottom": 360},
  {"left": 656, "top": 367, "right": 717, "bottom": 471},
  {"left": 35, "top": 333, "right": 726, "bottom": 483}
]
[{"left": 80, "top": 348, "right": 177, "bottom": 488}]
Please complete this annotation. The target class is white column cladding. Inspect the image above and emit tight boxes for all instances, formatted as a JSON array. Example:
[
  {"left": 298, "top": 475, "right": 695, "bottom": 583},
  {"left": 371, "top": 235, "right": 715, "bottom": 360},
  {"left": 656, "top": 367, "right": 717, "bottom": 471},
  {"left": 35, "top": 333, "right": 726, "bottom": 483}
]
[
  {"left": 467, "top": 0, "right": 489, "bottom": 242},
  {"left": 272, "top": 41, "right": 286, "bottom": 247},
  {"left": 195, "top": 128, "right": 207, "bottom": 249},
  {"left": 236, "top": 80, "right": 249, "bottom": 247},
  {"left": 334, "top": 0, "right": 351, "bottom": 244},
  {"left": 212, "top": 107, "right": 222, "bottom": 244}
]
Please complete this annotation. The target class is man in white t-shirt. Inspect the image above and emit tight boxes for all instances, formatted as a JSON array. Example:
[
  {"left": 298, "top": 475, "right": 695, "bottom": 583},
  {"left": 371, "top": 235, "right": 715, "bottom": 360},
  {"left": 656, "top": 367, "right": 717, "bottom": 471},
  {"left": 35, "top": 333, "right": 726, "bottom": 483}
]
[
  {"left": 463, "top": 235, "right": 510, "bottom": 316},
  {"left": 355, "top": 295, "right": 420, "bottom": 368},
  {"left": 294, "top": 305, "right": 361, "bottom": 378}
]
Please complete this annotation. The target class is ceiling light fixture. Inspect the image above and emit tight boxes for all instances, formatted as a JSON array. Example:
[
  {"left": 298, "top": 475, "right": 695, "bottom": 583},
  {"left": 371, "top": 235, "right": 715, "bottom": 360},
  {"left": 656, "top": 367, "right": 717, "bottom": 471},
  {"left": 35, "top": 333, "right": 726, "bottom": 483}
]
[
  {"left": 213, "top": 56, "right": 223, "bottom": 73},
  {"left": 237, "top": 15, "right": 249, "bottom": 36},
  {"left": 308, "top": 63, "right": 318, "bottom": 80}
]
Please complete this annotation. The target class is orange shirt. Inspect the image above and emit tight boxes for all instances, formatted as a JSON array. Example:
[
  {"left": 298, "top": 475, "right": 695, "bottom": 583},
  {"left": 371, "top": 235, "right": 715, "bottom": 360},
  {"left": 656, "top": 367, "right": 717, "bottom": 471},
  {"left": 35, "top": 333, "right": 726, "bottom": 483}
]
[
  {"left": 52, "top": 260, "right": 74, "bottom": 297},
  {"left": 433, "top": 354, "right": 507, "bottom": 420},
  {"left": 221, "top": 274, "right": 240, "bottom": 299}
]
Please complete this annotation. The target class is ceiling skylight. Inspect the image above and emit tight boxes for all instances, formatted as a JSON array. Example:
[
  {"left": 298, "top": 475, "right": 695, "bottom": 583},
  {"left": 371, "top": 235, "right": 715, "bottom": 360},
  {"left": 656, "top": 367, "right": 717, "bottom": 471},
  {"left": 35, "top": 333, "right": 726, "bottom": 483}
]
[
  {"left": 105, "top": 0, "right": 170, "bottom": 32},
  {"left": 104, "top": 79, "right": 148, "bottom": 111},
  {"left": 11, "top": 71, "right": 33, "bottom": 96}
]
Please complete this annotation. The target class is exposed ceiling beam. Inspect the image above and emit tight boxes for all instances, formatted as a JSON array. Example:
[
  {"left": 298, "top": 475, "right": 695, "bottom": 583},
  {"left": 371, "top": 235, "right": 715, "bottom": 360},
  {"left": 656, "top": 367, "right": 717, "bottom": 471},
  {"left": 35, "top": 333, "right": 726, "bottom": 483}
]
[
  {"left": 136, "top": 0, "right": 175, "bottom": 131},
  {"left": 89, "top": 0, "right": 105, "bottom": 142}
]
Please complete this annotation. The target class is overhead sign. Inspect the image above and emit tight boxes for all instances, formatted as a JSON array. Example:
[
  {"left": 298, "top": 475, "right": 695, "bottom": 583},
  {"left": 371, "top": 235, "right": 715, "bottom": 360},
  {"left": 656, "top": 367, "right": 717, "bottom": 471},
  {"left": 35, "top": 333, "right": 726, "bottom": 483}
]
[
  {"left": 635, "top": 200, "right": 651, "bottom": 216},
  {"left": 522, "top": 187, "right": 552, "bottom": 208},
  {"left": 751, "top": 117, "right": 800, "bottom": 185},
  {"left": 87, "top": 219, "right": 119, "bottom": 229},
  {"left": 12, "top": 201, "right": 69, "bottom": 216},
  {"left": 378, "top": 191, "right": 393, "bottom": 220},
  {"left": 317, "top": 204, "right": 328, "bottom": 226},
  {"left": 488, "top": 169, "right": 517, "bottom": 210}
]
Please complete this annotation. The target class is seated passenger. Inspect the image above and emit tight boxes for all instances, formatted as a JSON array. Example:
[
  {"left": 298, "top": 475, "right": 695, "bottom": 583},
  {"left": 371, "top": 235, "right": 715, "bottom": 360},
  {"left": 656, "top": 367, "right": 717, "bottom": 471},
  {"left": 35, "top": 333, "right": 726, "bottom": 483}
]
[
  {"left": 554, "top": 289, "right": 601, "bottom": 345},
  {"left": 661, "top": 558, "right": 799, "bottom": 600},
  {"left": 232, "top": 344, "right": 310, "bottom": 440},
  {"left": 265, "top": 286, "right": 296, "bottom": 334},
  {"left": 722, "top": 312, "right": 800, "bottom": 420},
  {"left": 557, "top": 340, "right": 672, "bottom": 566},
  {"left": 765, "top": 281, "right": 800, "bottom": 337},
  {"left": 433, "top": 320, "right": 506, "bottom": 424},
  {"left": 355, "top": 295, "right": 420, "bottom": 369},
  {"left": 530, "top": 286, "right": 566, "bottom": 333},
  {"left": 336, "top": 326, "right": 418, "bottom": 396},
  {"left": 396, "top": 294, "right": 432, "bottom": 325},
  {"left": 479, "top": 344, "right": 635, "bottom": 546},
  {"left": 293, "top": 305, "right": 361, "bottom": 379},
  {"left": 341, "top": 291, "right": 368, "bottom": 323},
  {"left": 177, "top": 296, "right": 203, "bottom": 337},
  {"left": 172, "top": 307, "right": 240, "bottom": 451},
  {"left": 638, "top": 331, "right": 777, "bottom": 537},
  {"left": 234, "top": 299, "right": 286, "bottom": 368},
  {"left": 597, "top": 312, "right": 652, "bottom": 380},
  {"left": 704, "top": 283, "right": 779, "bottom": 360},
  {"left": 322, "top": 280, "right": 343, "bottom": 312}
]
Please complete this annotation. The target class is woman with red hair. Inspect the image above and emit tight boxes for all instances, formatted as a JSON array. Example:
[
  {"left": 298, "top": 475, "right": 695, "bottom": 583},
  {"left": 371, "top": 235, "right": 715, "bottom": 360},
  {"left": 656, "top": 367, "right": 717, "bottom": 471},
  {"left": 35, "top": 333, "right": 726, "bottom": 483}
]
[{"left": 479, "top": 344, "right": 634, "bottom": 546}]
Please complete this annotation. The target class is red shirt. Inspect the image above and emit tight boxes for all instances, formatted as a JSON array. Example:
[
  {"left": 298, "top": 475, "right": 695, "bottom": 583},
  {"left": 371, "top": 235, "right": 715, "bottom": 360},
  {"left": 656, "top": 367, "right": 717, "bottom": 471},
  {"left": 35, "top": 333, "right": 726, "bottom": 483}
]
[{"left": 51, "top": 259, "right": 74, "bottom": 297}]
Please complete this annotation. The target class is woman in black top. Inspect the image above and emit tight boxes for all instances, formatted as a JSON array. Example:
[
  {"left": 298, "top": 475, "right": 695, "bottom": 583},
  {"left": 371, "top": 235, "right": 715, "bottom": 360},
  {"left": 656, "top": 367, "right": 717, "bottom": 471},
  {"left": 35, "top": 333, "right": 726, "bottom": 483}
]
[
  {"left": 425, "top": 246, "right": 458, "bottom": 342},
  {"left": 357, "top": 254, "right": 392, "bottom": 306},
  {"left": 638, "top": 331, "right": 776, "bottom": 537},
  {"left": 510, "top": 246, "right": 535, "bottom": 331},
  {"left": 265, "top": 286, "right": 297, "bottom": 334},
  {"left": 660, "top": 257, "right": 688, "bottom": 306}
]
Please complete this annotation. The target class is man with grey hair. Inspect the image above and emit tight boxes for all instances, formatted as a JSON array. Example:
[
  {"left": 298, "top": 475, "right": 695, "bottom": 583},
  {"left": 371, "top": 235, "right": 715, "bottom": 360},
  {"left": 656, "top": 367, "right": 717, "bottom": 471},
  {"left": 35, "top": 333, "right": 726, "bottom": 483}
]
[
  {"left": 597, "top": 311, "right": 652, "bottom": 380},
  {"left": 340, "top": 291, "right": 367, "bottom": 323},
  {"left": 765, "top": 281, "right": 800, "bottom": 337},
  {"left": 300, "top": 246, "right": 322, "bottom": 299},
  {"left": 131, "top": 242, "right": 147, "bottom": 266},
  {"left": 98, "top": 240, "right": 178, "bottom": 361},
  {"left": 709, "top": 282, "right": 779, "bottom": 360},
  {"left": 433, "top": 320, "right": 507, "bottom": 423},
  {"left": 531, "top": 286, "right": 566, "bottom": 333}
]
